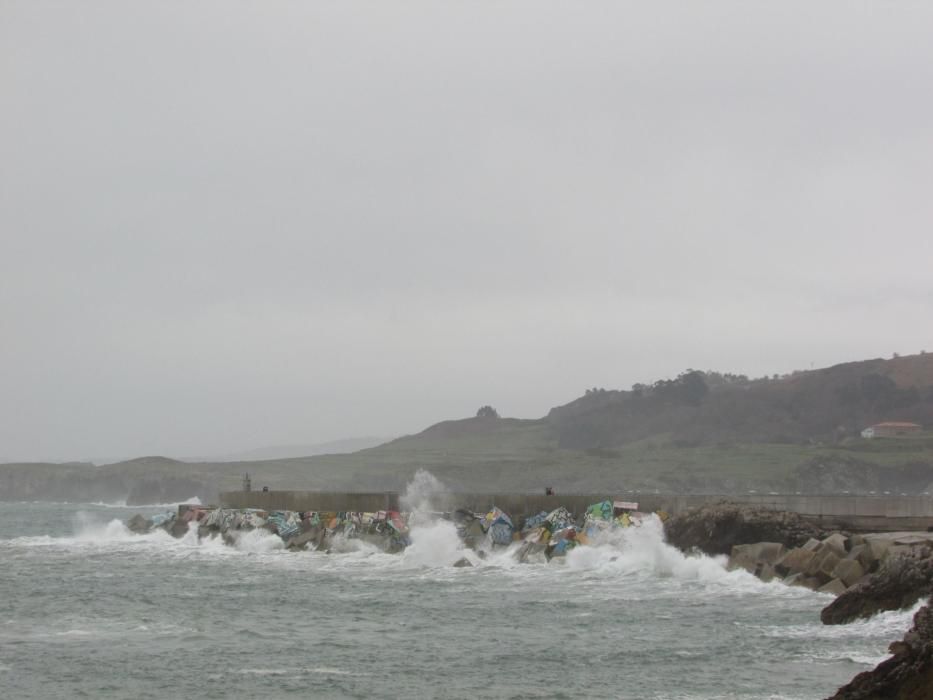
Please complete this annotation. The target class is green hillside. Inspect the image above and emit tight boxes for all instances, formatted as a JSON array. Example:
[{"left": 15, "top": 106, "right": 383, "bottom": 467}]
[{"left": 3, "top": 353, "right": 933, "bottom": 502}]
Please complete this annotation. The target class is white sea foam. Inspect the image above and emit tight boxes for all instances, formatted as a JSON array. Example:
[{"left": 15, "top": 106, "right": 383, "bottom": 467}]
[
  {"left": 228, "top": 528, "right": 285, "bottom": 554},
  {"left": 401, "top": 468, "right": 446, "bottom": 521},
  {"left": 758, "top": 599, "right": 925, "bottom": 641},
  {"left": 564, "top": 516, "right": 755, "bottom": 585},
  {"left": 401, "top": 518, "right": 474, "bottom": 568},
  {"left": 326, "top": 532, "right": 382, "bottom": 555}
]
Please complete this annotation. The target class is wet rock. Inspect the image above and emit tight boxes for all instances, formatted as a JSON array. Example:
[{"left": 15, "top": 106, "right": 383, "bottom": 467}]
[
  {"left": 664, "top": 502, "right": 827, "bottom": 556},
  {"left": 126, "top": 514, "right": 151, "bottom": 534},
  {"left": 453, "top": 557, "right": 473, "bottom": 568},
  {"left": 826, "top": 604, "right": 933, "bottom": 699},
  {"left": 821, "top": 551, "right": 933, "bottom": 625},
  {"left": 463, "top": 521, "right": 486, "bottom": 549},
  {"left": 665, "top": 501, "right": 824, "bottom": 554},
  {"left": 169, "top": 518, "right": 190, "bottom": 538}
]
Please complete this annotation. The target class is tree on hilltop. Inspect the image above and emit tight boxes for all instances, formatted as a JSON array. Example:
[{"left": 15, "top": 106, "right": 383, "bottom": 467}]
[{"left": 476, "top": 405, "right": 499, "bottom": 418}]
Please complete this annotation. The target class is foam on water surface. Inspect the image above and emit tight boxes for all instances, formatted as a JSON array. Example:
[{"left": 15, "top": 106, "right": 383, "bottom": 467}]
[{"left": 0, "top": 497, "right": 922, "bottom": 699}]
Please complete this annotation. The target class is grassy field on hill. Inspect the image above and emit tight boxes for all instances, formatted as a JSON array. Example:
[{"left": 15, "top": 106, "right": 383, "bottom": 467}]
[{"left": 3, "top": 353, "right": 933, "bottom": 502}]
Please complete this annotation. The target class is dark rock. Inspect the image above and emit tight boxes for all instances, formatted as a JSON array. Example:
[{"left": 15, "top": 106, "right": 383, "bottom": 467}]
[
  {"left": 664, "top": 502, "right": 826, "bottom": 556},
  {"left": 826, "top": 604, "right": 933, "bottom": 699},
  {"left": 169, "top": 518, "right": 190, "bottom": 539},
  {"left": 453, "top": 557, "right": 473, "bottom": 568},
  {"left": 460, "top": 519, "right": 486, "bottom": 550},
  {"left": 822, "top": 552, "right": 933, "bottom": 625},
  {"left": 126, "top": 514, "right": 151, "bottom": 534}
]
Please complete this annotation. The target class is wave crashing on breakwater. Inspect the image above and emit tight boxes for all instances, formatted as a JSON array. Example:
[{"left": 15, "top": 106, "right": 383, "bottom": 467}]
[{"left": 1, "top": 495, "right": 923, "bottom": 700}]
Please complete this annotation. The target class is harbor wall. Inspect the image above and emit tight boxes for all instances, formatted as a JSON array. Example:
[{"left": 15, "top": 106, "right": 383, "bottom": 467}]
[
  {"left": 219, "top": 491, "right": 933, "bottom": 531},
  {"left": 220, "top": 490, "right": 399, "bottom": 513}
]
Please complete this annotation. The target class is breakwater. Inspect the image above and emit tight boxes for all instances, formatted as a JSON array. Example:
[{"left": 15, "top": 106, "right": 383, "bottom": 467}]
[{"left": 220, "top": 491, "right": 933, "bottom": 532}]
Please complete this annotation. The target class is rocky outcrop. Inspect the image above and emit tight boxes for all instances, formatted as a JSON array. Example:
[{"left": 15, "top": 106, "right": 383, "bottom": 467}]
[
  {"left": 822, "top": 546, "right": 933, "bottom": 625},
  {"left": 665, "top": 502, "right": 827, "bottom": 556},
  {"left": 826, "top": 604, "right": 933, "bottom": 700}
]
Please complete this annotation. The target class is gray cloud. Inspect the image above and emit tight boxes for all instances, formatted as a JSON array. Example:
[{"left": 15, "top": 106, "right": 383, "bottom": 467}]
[{"left": 2, "top": 2, "right": 932, "bottom": 461}]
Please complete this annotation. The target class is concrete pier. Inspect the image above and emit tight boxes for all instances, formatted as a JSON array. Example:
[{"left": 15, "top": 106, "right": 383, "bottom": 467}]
[
  {"left": 220, "top": 490, "right": 399, "bottom": 513},
  {"left": 218, "top": 491, "right": 933, "bottom": 532}
]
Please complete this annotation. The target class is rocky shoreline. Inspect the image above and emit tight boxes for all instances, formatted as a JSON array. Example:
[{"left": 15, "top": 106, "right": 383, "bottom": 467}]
[{"left": 665, "top": 502, "right": 933, "bottom": 700}]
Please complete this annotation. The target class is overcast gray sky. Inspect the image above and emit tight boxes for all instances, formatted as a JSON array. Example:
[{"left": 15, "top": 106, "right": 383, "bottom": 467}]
[{"left": 2, "top": 2, "right": 932, "bottom": 462}]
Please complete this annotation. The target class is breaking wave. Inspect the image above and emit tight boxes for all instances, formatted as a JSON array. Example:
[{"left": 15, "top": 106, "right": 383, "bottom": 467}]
[
  {"left": 401, "top": 519, "right": 473, "bottom": 568},
  {"left": 3, "top": 508, "right": 782, "bottom": 595},
  {"left": 564, "top": 517, "right": 756, "bottom": 584}
]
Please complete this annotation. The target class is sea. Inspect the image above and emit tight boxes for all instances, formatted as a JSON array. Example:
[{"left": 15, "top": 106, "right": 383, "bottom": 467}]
[{"left": 0, "top": 496, "right": 922, "bottom": 700}]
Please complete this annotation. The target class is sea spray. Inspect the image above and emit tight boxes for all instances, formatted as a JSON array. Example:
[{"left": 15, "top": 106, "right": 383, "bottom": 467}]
[
  {"left": 564, "top": 515, "right": 762, "bottom": 586},
  {"left": 400, "top": 519, "right": 474, "bottom": 568},
  {"left": 397, "top": 470, "right": 471, "bottom": 566},
  {"left": 400, "top": 468, "right": 446, "bottom": 517},
  {"left": 229, "top": 528, "right": 285, "bottom": 554}
]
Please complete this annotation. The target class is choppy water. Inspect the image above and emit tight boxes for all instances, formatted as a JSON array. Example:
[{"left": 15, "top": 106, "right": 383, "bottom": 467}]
[{"left": 0, "top": 500, "right": 920, "bottom": 699}]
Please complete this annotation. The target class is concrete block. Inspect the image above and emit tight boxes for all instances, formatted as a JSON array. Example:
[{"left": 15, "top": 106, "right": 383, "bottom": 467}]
[
  {"left": 831, "top": 558, "right": 865, "bottom": 587},
  {"left": 729, "top": 542, "right": 786, "bottom": 573},
  {"left": 805, "top": 548, "right": 839, "bottom": 578},
  {"left": 802, "top": 576, "right": 826, "bottom": 590},
  {"left": 776, "top": 548, "right": 816, "bottom": 576},
  {"left": 757, "top": 563, "right": 777, "bottom": 582},
  {"left": 821, "top": 533, "right": 848, "bottom": 556},
  {"left": 865, "top": 535, "right": 896, "bottom": 561},
  {"left": 846, "top": 544, "right": 877, "bottom": 572},
  {"left": 818, "top": 578, "right": 847, "bottom": 596},
  {"left": 818, "top": 551, "right": 841, "bottom": 578}
]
